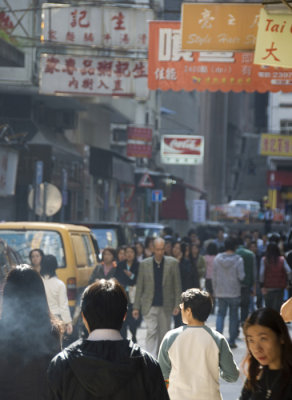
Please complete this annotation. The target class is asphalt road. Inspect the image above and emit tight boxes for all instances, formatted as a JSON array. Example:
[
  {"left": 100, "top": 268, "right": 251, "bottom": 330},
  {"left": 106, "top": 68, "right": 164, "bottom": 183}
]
[{"left": 134, "top": 311, "right": 292, "bottom": 400}]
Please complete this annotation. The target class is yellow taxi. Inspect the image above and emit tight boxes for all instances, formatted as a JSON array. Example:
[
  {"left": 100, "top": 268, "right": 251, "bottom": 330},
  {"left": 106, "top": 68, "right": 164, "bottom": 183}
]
[{"left": 0, "top": 222, "right": 98, "bottom": 308}]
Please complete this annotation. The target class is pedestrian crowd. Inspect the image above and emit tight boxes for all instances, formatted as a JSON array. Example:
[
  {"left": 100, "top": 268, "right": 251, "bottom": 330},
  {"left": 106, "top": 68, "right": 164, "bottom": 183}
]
[{"left": 0, "top": 225, "right": 292, "bottom": 399}]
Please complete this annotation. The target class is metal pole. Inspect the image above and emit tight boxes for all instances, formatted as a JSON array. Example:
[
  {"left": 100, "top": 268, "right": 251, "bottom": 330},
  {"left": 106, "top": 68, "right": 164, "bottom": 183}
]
[
  {"left": 42, "top": 182, "right": 48, "bottom": 221},
  {"left": 154, "top": 201, "right": 159, "bottom": 223}
]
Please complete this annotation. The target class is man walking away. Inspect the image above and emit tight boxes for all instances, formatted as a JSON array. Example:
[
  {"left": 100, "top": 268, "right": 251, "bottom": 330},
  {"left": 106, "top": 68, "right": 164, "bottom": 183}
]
[
  {"left": 47, "top": 279, "right": 169, "bottom": 400},
  {"left": 213, "top": 238, "right": 245, "bottom": 349},
  {"left": 132, "top": 238, "right": 182, "bottom": 358}
]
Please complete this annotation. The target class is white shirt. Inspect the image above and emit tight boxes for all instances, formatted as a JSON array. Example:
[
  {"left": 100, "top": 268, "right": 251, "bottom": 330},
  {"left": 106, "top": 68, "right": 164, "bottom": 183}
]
[
  {"left": 87, "top": 329, "right": 123, "bottom": 341},
  {"left": 42, "top": 276, "right": 72, "bottom": 324}
]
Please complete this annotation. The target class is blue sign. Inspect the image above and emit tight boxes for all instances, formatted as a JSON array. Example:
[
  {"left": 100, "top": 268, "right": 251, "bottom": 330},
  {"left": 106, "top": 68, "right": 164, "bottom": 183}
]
[
  {"left": 152, "top": 190, "right": 163, "bottom": 203},
  {"left": 36, "top": 161, "right": 43, "bottom": 185}
]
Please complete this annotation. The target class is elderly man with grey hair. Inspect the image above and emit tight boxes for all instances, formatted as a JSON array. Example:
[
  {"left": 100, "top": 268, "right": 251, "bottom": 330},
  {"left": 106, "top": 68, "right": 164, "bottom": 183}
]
[{"left": 133, "top": 238, "right": 182, "bottom": 357}]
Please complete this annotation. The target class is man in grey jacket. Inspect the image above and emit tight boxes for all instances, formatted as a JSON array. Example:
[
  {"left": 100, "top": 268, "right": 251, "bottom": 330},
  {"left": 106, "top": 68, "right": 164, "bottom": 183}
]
[
  {"left": 213, "top": 237, "right": 245, "bottom": 349},
  {"left": 133, "top": 238, "right": 182, "bottom": 357}
]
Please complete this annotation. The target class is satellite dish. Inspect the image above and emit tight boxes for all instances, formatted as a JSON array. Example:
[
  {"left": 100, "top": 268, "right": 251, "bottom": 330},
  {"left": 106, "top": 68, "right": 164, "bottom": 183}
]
[{"left": 28, "top": 183, "right": 62, "bottom": 217}]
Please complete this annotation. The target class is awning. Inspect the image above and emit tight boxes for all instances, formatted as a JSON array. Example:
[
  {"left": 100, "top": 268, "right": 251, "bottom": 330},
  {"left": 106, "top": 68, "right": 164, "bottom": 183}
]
[
  {"left": 161, "top": 184, "right": 188, "bottom": 220},
  {"left": 34, "top": 95, "right": 86, "bottom": 111},
  {"left": 90, "top": 147, "right": 134, "bottom": 184}
]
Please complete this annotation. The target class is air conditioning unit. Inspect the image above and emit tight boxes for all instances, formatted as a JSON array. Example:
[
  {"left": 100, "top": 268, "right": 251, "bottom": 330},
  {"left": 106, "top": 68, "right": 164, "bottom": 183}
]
[{"left": 111, "top": 124, "right": 127, "bottom": 146}]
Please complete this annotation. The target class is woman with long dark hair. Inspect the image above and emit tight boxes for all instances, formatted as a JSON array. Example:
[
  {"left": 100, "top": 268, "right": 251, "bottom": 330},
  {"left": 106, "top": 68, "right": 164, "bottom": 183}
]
[
  {"left": 259, "top": 243, "right": 291, "bottom": 312},
  {"left": 41, "top": 254, "right": 73, "bottom": 337},
  {"left": 29, "top": 248, "right": 44, "bottom": 273},
  {"left": 0, "top": 265, "right": 60, "bottom": 400},
  {"left": 239, "top": 308, "right": 292, "bottom": 400},
  {"left": 89, "top": 247, "right": 117, "bottom": 283}
]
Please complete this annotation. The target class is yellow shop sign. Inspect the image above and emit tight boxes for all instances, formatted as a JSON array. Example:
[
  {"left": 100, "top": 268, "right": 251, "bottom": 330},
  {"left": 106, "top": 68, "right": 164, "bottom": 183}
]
[
  {"left": 181, "top": 3, "right": 262, "bottom": 51},
  {"left": 260, "top": 134, "right": 292, "bottom": 157},
  {"left": 254, "top": 8, "right": 292, "bottom": 68}
]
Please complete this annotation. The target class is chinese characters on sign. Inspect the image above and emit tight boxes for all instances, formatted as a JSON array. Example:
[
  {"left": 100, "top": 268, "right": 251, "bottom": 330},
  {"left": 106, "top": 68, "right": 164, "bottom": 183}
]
[
  {"left": 161, "top": 135, "right": 204, "bottom": 165},
  {"left": 254, "top": 8, "right": 292, "bottom": 68},
  {"left": 181, "top": 3, "right": 261, "bottom": 51},
  {"left": 39, "top": 54, "right": 148, "bottom": 99},
  {"left": 148, "top": 21, "right": 292, "bottom": 93},
  {"left": 260, "top": 134, "right": 292, "bottom": 157},
  {"left": 127, "top": 126, "right": 152, "bottom": 158},
  {"left": 42, "top": 4, "right": 153, "bottom": 50}
]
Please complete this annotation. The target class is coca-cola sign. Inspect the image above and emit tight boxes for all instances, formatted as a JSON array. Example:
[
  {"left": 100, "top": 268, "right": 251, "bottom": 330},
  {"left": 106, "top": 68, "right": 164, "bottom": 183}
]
[{"left": 161, "top": 135, "right": 204, "bottom": 165}]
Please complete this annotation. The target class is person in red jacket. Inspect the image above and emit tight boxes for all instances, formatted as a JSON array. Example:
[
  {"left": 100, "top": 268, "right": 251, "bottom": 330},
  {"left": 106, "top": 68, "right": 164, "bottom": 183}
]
[{"left": 259, "top": 243, "right": 291, "bottom": 312}]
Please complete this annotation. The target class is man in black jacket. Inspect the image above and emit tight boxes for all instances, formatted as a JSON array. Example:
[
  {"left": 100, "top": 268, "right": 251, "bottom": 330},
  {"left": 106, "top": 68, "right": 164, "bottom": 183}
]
[{"left": 47, "top": 279, "right": 169, "bottom": 400}]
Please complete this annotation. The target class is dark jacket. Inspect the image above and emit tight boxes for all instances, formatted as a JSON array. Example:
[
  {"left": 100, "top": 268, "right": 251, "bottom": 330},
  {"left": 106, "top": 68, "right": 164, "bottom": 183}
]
[
  {"left": 236, "top": 246, "right": 256, "bottom": 287},
  {"left": 89, "top": 264, "right": 116, "bottom": 284},
  {"left": 239, "top": 367, "right": 292, "bottom": 400},
  {"left": 115, "top": 259, "right": 139, "bottom": 288},
  {"left": 48, "top": 339, "right": 169, "bottom": 400},
  {"left": 0, "top": 324, "right": 60, "bottom": 400}
]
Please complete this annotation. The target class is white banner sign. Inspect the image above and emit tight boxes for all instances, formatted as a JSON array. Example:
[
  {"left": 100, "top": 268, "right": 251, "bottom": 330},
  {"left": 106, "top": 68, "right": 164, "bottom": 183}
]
[
  {"left": 42, "top": 4, "right": 153, "bottom": 51},
  {"left": 0, "top": 149, "right": 19, "bottom": 196},
  {"left": 161, "top": 135, "right": 204, "bottom": 165},
  {"left": 193, "top": 200, "right": 206, "bottom": 223},
  {"left": 39, "top": 54, "right": 148, "bottom": 99}
]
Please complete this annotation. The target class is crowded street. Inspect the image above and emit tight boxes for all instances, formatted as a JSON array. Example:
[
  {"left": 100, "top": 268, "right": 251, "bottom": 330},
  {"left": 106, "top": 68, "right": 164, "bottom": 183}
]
[{"left": 1, "top": 0, "right": 292, "bottom": 399}]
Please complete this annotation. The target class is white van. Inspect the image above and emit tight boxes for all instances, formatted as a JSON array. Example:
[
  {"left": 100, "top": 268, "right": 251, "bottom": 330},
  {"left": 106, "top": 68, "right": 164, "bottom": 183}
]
[{"left": 226, "top": 200, "right": 260, "bottom": 219}]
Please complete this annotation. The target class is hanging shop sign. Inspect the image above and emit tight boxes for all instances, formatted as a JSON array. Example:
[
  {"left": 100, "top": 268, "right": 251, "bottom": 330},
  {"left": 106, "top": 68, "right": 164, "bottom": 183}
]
[
  {"left": 148, "top": 21, "right": 292, "bottom": 93},
  {"left": 127, "top": 143, "right": 152, "bottom": 158},
  {"left": 126, "top": 126, "right": 152, "bottom": 158},
  {"left": 260, "top": 134, "right": 292, "bottom": 157},
  {"left": 0, "top": 0, "right": 34, "bottom": 84},
  {"left": 39, "top": 54, "right": 148, "bottom": 99},
  {"left": 42, "top": 4, "right": 153, "bottom": 51},
  {"left": 127, "top": 126, "right": 152, "bottom": 141},
  {"left": 161, "top": 135, "right": 204, "bottom": 165},
  {"left": 254, "top": 8, "right": 292, "bottom": 68},
  {"left": 181, "top": 3, "right": 261, "bottom": 51}
]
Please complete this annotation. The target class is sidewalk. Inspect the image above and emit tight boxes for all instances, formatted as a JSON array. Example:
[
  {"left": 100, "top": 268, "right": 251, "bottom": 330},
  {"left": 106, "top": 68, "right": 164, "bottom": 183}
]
[{"left": 135, "top": 312, "right": 292, "bottom": 400}]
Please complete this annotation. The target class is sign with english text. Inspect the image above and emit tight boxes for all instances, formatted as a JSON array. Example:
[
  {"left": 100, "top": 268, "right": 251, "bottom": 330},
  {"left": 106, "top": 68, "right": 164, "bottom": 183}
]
[
  {"left": 161, "top": 135, "right": 204, "bottom": 165},
  {"left": 39, "top": 54, "right": 148, "bottom": 99},
  {"left": 254, "top": 8, "right": 292, "bottom": 68},
  {"left": 181, "top": 3, "right": 261, "bottom": 51},
  {"left": 148, "top": 21, "right": 292, "bottom": 93},
  {"left": 42, "top": 4, "right": 153, "bottom": 51}
]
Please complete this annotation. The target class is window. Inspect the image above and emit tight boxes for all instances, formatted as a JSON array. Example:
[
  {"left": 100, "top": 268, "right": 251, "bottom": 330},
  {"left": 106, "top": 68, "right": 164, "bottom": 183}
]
[
  {"left": 0, "top": 230, "right": 65, "bottom": 267},
  {"left": 280, "top": 120, "right": 292, "bottom": 135}
]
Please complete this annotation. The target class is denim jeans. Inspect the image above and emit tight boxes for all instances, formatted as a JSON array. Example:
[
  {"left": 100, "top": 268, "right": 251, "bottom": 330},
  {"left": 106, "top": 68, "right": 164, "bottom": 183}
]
[
  {"left": 264, "top": 289, "right": 284, "bottom": 313},
  {"left": 216, "top": 297, "right": 241, "bottom": 346}
]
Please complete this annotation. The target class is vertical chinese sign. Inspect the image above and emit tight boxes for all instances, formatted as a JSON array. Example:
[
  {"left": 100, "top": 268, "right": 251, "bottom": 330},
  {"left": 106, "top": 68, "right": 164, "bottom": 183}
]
[
  {"left": 126, "top": 126, "right": 152, "bottom": 158},
  {"left": 254, "top": 8, "right": 292, "bottom": 68}
]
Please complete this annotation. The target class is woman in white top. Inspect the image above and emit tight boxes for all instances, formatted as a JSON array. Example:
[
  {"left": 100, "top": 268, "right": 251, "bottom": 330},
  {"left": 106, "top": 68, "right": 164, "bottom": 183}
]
[{"left": 41, "top": 254, "right": 73, "bottom": 336}]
